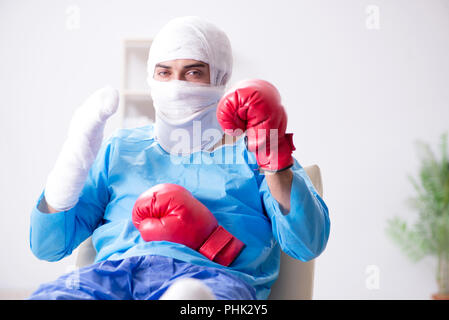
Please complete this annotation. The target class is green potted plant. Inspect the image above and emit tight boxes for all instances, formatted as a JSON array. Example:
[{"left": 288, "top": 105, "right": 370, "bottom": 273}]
[{"left": 386, "top": 133, "right": 449, "bottom": 299}]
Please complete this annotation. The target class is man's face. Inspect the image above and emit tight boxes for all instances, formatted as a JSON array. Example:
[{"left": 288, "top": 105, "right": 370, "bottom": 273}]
[{"left": 153, "top": 59, "right": 211, "bottom": 84}]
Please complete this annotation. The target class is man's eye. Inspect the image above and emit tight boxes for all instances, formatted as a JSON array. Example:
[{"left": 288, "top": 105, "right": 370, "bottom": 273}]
[
  {"left": 158, "top": 71, "right": 169, "bottom": 76},
  {"left": 187, "top": 70, "right": 201, "bottom": 77}
]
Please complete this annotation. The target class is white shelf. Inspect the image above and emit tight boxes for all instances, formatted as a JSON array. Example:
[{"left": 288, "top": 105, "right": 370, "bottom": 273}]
[
  {"left": 123, "top": 38, "right": 153, "bottom": 48},
  {"left": 122, "top": 90, "right": 150, "bottom": 98},
  {"left": 120, "top": 37, "right": 154, "bottom": 129}
]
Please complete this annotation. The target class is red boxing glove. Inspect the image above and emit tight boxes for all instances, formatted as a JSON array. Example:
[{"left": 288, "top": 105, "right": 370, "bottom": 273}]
[
  {"left": 132, "top": 183, "right": 245, "bottom": 267},
  {"left": 217, "top": 79, "right": 295, "bottom": 172}
]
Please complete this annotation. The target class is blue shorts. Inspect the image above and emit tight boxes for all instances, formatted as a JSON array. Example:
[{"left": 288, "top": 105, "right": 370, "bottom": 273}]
[{"left": 28, "top": 255, "right": 257, "bottom": 300}]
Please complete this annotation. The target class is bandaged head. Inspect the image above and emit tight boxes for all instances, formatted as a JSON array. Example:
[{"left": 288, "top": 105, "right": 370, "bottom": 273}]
[{"left": 147, "top": 16, "right": 233, "bottom": 154}]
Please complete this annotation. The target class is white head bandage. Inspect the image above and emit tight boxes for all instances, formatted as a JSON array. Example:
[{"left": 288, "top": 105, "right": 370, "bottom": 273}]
[
  {"left": 147, "top": 16, "right": 233, "bottom": 87},
  {"left": 147, "top": 16, "right": 233, "bottom": 154}
]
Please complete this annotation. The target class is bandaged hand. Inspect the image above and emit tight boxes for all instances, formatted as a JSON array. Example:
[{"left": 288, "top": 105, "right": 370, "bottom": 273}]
[
  {"left": 216, "top": 79, "right": 295, "bottom": 172},
  {"left": 132, "top": 183, "right": 245, "bottom": 266},
  {"left": 43, "top": 87, "right": 119, "bottom": 212}
]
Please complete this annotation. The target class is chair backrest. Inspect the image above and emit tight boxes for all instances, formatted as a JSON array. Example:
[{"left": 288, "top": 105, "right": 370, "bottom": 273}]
[
  {"left": 268, "top": 164, "right": 323, "bottom": 300},
  {"left": 75, "top": 165, "right": 324, "bottom": 300}
]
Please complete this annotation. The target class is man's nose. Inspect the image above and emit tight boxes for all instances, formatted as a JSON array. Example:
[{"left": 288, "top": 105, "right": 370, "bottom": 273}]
[{"left": 173, "top": 72, "right": 184, "bottom": 81}]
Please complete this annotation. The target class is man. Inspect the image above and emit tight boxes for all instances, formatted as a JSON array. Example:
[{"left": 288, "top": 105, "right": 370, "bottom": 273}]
[{"left": 29, "top": 16, "right": 330, "bottom": 300}]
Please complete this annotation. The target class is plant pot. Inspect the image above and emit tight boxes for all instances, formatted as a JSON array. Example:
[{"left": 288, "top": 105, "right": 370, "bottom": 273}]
[{"left": 432, "top": 293, "right": 449, "bottom": 300}]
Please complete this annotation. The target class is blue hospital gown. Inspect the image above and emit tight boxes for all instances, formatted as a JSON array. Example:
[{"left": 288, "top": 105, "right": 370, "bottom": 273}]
[{"left": 29, "top": 124, "right": 330, "bottom": 300}]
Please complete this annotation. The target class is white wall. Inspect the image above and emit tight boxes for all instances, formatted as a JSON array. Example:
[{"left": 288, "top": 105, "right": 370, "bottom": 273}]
[{"left": 1, "top": 0, "right": 448, "bottom": 299}]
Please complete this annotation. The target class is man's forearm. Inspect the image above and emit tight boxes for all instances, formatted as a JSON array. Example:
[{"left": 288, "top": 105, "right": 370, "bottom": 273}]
[{"left": 264, "top": 169, "right": 293, "bottom": 215}]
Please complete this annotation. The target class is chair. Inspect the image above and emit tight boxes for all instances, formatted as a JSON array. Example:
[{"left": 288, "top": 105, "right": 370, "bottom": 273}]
[
  {"left": 75, "top": 164, "right": 324, "bottom": 300},
  {"left": 268, "top": 164, "right": 323, "bottom": 300}
]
